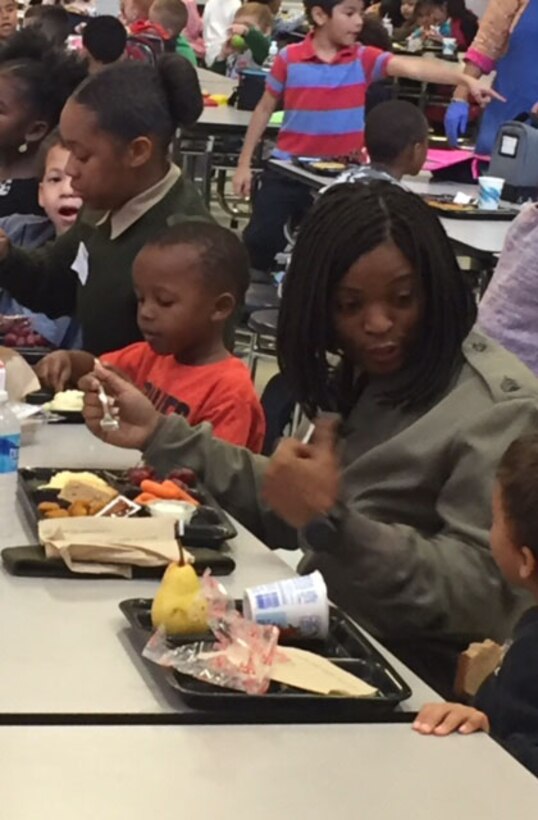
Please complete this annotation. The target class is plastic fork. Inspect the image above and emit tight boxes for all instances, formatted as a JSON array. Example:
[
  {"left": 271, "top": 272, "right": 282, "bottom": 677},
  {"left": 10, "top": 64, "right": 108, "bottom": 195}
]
[{"left": 97, "top": 383, "right": 120, "bottom": 432}]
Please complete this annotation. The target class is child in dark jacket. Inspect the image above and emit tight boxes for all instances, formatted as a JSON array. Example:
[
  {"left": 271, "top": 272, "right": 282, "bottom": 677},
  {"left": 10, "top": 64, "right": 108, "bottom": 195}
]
[{"left": 414, "top": 433, "right": 538, "bottom": 778}]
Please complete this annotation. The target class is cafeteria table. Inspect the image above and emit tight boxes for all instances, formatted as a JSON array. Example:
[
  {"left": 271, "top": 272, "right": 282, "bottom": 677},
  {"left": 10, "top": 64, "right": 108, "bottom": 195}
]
[
  {"left": 2, "top": 723, "right": 537, "bottom": 819},
  {"left": 0, "top": 425, "right": 439, "bottom": 722},
  {"left": 197, "top": 67, "right": 235, "bottom": 97},
  {"left": 267, "top": 159, "right": 513, "bottom": 256}
]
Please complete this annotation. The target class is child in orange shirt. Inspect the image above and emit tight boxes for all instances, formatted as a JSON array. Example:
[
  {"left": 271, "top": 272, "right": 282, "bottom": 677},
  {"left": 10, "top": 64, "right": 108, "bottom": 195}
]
[{"left": 36, "top": 221, "right": 266, "bottom": 453}]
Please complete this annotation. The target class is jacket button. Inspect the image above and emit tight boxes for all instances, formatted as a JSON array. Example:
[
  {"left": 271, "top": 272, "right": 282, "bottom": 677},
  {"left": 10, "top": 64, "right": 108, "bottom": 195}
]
[
  {"left": 472, "top": 341, "right": 487, "bottom": 352},
  {"left": 501, "top": 377, "right": 520, "bottom": 393}
]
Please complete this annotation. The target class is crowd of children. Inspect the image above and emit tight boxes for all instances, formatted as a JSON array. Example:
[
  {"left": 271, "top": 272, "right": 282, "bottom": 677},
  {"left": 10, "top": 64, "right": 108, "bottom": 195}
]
[{"left": 0, "top": 0, "right": 536, "bottom": 779}]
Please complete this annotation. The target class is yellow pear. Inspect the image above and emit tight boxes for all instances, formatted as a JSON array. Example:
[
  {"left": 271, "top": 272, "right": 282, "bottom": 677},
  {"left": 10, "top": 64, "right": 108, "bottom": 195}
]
[{"left": 151, "top": 563, "right": 208, "bottom": 635}]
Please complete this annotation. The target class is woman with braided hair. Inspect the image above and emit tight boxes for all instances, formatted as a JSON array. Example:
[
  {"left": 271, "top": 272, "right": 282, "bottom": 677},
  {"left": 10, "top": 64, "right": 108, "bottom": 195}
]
[{"left": 80, "top": 181, "right": 538, "bottom": 692}]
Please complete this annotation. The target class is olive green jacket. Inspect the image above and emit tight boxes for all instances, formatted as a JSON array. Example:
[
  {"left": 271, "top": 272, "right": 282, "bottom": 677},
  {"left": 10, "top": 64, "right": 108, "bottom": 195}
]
[{"left": 144, "top": 330, "right": 538, "bottom": 645}]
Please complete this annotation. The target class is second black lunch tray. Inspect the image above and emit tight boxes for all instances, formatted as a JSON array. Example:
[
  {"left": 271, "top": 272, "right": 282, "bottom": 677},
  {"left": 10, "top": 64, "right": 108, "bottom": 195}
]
[
  {"left": 1, "top": 544, "right": 235, "bottom": 579},
  {"left": 119, "top": 597, "right": 412, "bottom": 722},
  {"left": 293, "top": 157, "right": 350, "bottom": 177},
  {"left": 17, "top": 467, "right": 238, "bottom": 549},
  {"left": 423, "top": 194, "right": 519, "bottom": 221}
]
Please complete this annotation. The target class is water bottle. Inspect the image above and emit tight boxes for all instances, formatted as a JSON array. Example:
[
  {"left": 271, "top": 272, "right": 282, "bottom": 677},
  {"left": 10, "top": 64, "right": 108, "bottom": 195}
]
[
  {"left": 263, "top": 40, "right": 279, "bottom": 71},
  {"left": 0, "top": 362, "right": 20, "bottom": 515}
]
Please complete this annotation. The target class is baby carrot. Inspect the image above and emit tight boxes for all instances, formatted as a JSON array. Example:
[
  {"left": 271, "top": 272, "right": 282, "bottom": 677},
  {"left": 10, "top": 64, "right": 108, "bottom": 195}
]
[
  {"left": 134, "top": 491, "right": 159, "bottom": 505},
  {"left": 161, "top": 480, "right": 199, "bottom": 507},
  {"left": 140, "top": 479, "right": 179, "bottom": 499}
]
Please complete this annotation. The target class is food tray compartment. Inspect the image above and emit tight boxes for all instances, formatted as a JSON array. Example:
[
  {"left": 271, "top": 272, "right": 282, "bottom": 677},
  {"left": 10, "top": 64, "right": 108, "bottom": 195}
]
[
  {"left": 423, "top": 194, "right": 518, "bottom": 221},
  {"left": 293, "top": 157, "right": 349, "bottom": 177},
  {"left": 121, "top": 597, "right": 376, "bottom": 658},
  {"left": 25, "top": 389, "right": 83, "bottom": 424},
  {"left": 17, "top": 467, "right": 237, "bottom": 548},
  {"left": 119, "top": 597, "right": 412, "bottom": 719}
]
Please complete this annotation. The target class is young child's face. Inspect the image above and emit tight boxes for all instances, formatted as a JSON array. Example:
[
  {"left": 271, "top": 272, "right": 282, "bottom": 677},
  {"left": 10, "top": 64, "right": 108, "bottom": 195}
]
[
  {"left": 416, "top": 7, "right": 434, "bottom": 28},
  {"left": 0, "top": 0, "right": 18, "bottom": 41},
  {"left": 38, "top": 144, "right": 83, "bottom": 236},
  {"left": 430, "top": 4, "right": 447, "bottom": 25},
  {"left": 133, "top": 243, "right": 233, "bottom": 359},
  {"left": 313, "top": 0, "right": 364, "bottom": 48},
  {"left": 401, "top": 0, "right": 417, "bottom": 21},
  {"left": 332, "top": 240, "right": 423, "bottom": 376},
  {"left": 490, "top": 483, "right": 529, "bottom": 587}
]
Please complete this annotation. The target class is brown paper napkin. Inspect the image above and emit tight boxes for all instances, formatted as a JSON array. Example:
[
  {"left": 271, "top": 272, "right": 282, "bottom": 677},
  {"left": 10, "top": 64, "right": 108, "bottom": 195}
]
[
  {"left": 38, "top": 517, "right": 193, "bottom": 579},
  {"left": 272, "top": 647, "right": 378, "bottom": 697}
]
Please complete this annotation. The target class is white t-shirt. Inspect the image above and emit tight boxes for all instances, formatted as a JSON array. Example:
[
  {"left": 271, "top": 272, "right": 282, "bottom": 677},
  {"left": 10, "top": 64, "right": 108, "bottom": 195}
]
[{"left": 203, "top": 0, "right": 241, "bottom": 67}]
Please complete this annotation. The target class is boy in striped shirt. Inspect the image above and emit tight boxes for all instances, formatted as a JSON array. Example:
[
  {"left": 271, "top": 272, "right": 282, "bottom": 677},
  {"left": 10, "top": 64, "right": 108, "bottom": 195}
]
[{"left": 233, "top": 0, "right": 500, "bottom": 273}]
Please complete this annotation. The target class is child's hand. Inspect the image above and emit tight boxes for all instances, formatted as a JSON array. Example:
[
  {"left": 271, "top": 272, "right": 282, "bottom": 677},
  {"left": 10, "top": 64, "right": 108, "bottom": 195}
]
[
  {"left": 413, "top": 703, "right": 490, "bottom": 736},
  {"left": 0, "top": 228, "right": 11, "bottom": 261},
  {"left": 35, "top": 351, "right": 72, "bottom": 393},
  {"left": 80, "top": 362, "right": 161, "bottom": 450},
  {"left": 229, "top": 23, "right": 249, "bottom": 36},
  {"left": 425, "top": 26, "right": 443, "bottom": 42},
  {"left": 464, "top": 76, "right": 506, "bottom": 107},
  {"left": 233, "top": 165, "right": 253, "bottom": 199}
]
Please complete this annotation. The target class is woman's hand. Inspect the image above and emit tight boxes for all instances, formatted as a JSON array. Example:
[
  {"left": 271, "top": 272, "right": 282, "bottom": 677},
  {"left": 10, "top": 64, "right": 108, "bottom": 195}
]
[
  {"left": 413, "top": 703, "right": 490, "bottom": 736},
  {"left": 464, "top": 76, "right": 506, "bottom": 107},
  {"left": 80, "top": 362, "right": 161, "bottom": 450},
  {"left": 263, "top": 417, "right": 341, "bottom": 528},
  {"left": 35, "top": 351, "right": 72, "bottom": 392}
]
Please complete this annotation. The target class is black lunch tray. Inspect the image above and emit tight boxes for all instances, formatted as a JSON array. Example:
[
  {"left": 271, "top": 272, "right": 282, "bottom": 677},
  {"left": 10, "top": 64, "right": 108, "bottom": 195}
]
[
  {"left": 1, "top": 543, "right": 235, "bottom": 579},
  {"left": 423, "top": 194, "right": 519, "bottom": 221},
  {"left": 119, "top": 597, "right": 412, "bottom": 721},
  {"left": 17, "top": 467, "right": 237, "bottom": 549}
]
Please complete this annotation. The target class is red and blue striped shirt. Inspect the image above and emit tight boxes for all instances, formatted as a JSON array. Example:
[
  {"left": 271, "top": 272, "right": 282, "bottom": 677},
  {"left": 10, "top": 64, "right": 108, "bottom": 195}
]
[{"left": 266, "top": 34, "right": 393, "bottom": 160}]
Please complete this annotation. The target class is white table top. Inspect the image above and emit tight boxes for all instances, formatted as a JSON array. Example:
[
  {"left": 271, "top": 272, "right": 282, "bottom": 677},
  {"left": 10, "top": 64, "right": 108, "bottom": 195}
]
[
  {"left": 268, "top": 159, "right": 511, "bottom": 256},
  {"left": 0, "top": 425, "right": 438, "bottom": 717},
  {"left": 2, "top": 724, "right": 537, "bottom": 819},
  {"left": 197, "top": 67, "right": 235, "bottom": 97}
]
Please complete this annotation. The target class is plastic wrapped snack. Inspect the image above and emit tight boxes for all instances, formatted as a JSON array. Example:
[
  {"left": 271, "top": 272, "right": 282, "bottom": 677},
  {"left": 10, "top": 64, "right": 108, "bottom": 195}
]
[{"left": 143, "top": 573, "right": 280, "bottom": 695}]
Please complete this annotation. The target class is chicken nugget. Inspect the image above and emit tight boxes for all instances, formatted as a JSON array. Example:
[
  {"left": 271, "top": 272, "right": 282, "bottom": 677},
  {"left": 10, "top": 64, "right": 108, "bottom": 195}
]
[
  {"left": 44, "top": 508, "right": 70, "bottom": 519},
  {"left": 68, "top": 501, "right": 90, "bottom": 517},
  {"left": 38, "top": 501, "right": 61, "bottom": 513}
]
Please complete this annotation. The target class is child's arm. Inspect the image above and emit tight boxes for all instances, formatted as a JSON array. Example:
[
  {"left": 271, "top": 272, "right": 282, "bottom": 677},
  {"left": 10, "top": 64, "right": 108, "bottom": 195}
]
[
  {"left": 386, "top": 55, "right": 504, "bottom": 106},
  {"left": 233, "top": 90, "right": 278, "bottom": 197},
  {"left": 36, "top": 350, "right": 95, "bottom": 393},
  {"left": 413, "top": 703, "right": 490, "bottom": 736},
  {"left": 0, "top": 228, "right": 80, "bottom": 318},
  {"left": 242, "top": 26, "right": 270, "bottom": 66}
]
